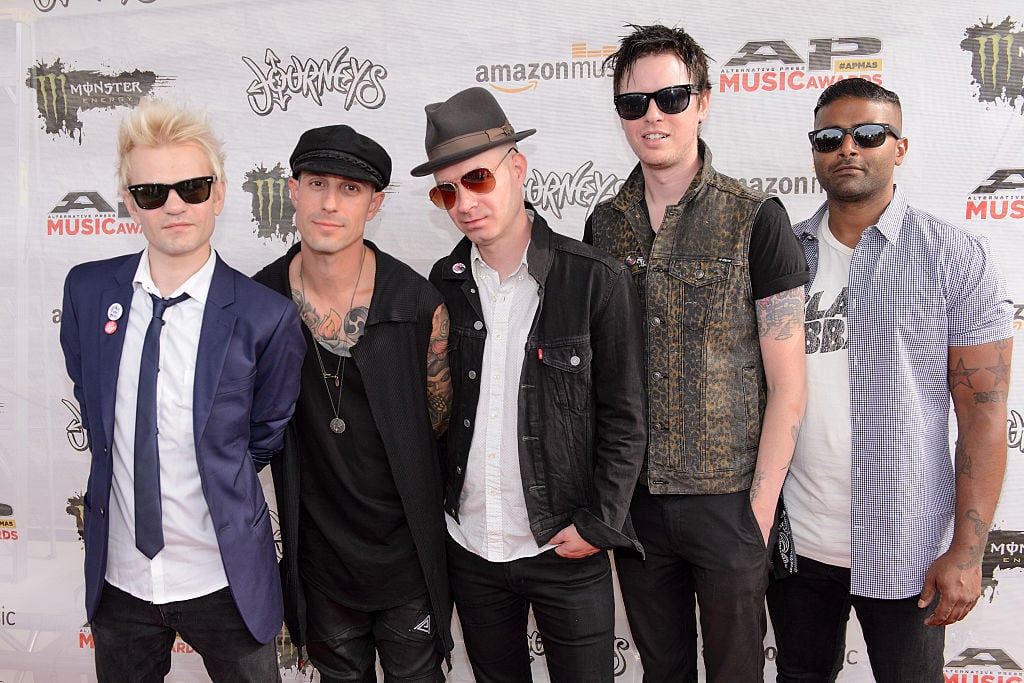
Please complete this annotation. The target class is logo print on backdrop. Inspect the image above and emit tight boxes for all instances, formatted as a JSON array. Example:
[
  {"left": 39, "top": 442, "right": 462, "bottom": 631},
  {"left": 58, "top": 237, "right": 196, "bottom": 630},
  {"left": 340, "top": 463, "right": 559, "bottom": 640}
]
[
  {"left": 46, "top": 190, "right": 142, "bottom": 237},
  {"left": 33, "top": 0, "right": 155, "bottom": 10},
  {"left": 0, "top": 504, "right": 17, "bottom": 542},
  {"left": 66, "top": 493, "right": 84, "bottom": 542},
  {"left": 522, "top": 162, "right": 623, "bottom": 219},
  {"left": 945, "top": 647, "right": 1023, "bottom": 679},
  {"left": 738, "top": 174, "right": 826, "bottom": 197},
  {"left": 62, "top": 398, "right": 89, "bottom": 452},
  {"left": 962, "top": 17, "right": 1024, "bottom": 114},
  {"left": 242, "top": 164, "right": 296, "bottom": 242},
  {"left": 242, "top": 47, "right": 388, "bottom": 116},
  {"left": 719, "top": 37, "right": 883, "bottom": 93},
  {"left": 26, "top": 59, "right": 172, "bottom": 143},
  {"left": 476, "top": 42, "right": 615, "bottom": 93},
  {"left": 965, "top": 169, "right": 1024, "bottom": 220},
  {"left": 1014, "top": 304, "right": 1024, "bottom": 333},
  {"left": 1010, "top": 408, "right": 1024, "bottom": 452},
  {"left": 982, "top": 528, "right": 1024, "bottom": 599}
]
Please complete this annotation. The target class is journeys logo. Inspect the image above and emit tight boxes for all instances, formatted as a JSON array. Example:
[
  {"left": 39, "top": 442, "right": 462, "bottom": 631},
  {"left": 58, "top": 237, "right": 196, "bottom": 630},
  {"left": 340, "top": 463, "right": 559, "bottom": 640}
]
[
  {"left": 0, "top": 503, "right": 17, "bottom": 542},
  {"left": 46, "top": 190, "right": 142, "bottom": 237},
  {"left": 966, "top": 169, "right": 1024, "bottom": 220},
  {"left": 33, "top": 0, "right": 154, "bottom": 11},
  {"left": 945, "top": 648, "right": 1023, "bottom": 682},
  {"left": 719, "top": 37, "right": 883, "bottom": 93},
  {"left": 243, "top": 164, "right": 296, "bottom": 242},
  {"left": 242, "top": 47, "right": 388, "bottom": 116},
  {"left": 476, "top": 42, "right": 615, "bottom": 93},
  {"left": 522, "top": 162, "right": 623, "bottom": 219},
  {"left": 961, "top": 18, "right": 1024, "bottom": 114},
  {"left": 26, "top": 59, "right": 171, "bottom": 144},
  {"left": 527, "top": 630, "right": 633, "bottom": 677}
]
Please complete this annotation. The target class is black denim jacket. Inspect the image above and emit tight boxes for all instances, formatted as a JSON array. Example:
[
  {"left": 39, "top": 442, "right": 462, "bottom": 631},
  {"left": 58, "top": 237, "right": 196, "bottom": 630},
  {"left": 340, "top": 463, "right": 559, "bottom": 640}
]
[{"left": 429, "top": 206, "right": 647, "bottom": 551}]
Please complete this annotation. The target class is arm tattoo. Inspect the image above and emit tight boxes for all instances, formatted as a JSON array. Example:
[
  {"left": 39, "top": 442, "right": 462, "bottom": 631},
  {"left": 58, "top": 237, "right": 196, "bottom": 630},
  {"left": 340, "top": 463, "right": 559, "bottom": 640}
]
[
  {"left": 954, "top": 440, "right": 974, "bottom": 480},
  {"left": 948, "top": 357, "right": 980, "bottom": 390},
  {"left": 426, "top": 305, "right": 453, "bottom": 437},
  {"left": 756, "top": 289, "right": 803, "bottom": 341},
  {"left": 973, "top": 390, "right": 1008, "bottom": 404},
  {"left": 749, "top": 469, "right": 766, "bottom": 502},
  {"left": 959, "top": 509, "right": 989, "bottom": 569},
  {"left": 984, "top": 352, "right": 1011, "bottom": 386}
]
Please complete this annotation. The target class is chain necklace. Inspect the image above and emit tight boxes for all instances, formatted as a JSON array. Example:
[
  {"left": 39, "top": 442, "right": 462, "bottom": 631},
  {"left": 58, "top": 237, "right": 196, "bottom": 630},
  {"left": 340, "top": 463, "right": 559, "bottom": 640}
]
[{"left": 299, "top": 245, "right": 366, "bottom": 434}]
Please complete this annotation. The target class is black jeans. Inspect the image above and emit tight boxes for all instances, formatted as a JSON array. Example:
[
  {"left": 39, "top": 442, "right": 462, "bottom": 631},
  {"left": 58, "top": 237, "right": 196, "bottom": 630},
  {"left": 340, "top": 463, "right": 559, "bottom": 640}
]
[
  {"left": 303, "top": 581, "right": 442, "bottom": 683},
  {"left": 614, "top": 486, "right": 772, "bottom": 682},
  {"left": 91, "top": 582, "right": 280, "bottom": 682},
  {"left": 447, "top": 538, "right": 615, "bottom": 683},
  {"left": 766, "top": 555, "right": 945, "bottom": 682}
]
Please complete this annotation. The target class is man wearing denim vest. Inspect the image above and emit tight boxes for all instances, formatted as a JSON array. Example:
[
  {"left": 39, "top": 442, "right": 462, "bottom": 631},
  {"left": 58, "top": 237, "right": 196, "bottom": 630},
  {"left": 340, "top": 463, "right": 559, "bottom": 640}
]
[{"left": 584, "top": 24, "right": 809, "bottom": 681}]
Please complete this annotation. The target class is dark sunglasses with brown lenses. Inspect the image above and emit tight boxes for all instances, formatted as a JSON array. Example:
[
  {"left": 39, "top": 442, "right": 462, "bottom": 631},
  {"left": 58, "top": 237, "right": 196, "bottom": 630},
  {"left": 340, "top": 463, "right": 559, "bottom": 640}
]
[{"left": 428, "top": 148, "right": 516, "bottom": 210}]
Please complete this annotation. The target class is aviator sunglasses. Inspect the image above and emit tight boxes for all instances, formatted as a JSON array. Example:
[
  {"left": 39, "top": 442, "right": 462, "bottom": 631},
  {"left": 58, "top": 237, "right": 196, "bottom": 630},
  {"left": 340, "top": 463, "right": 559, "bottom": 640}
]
[
  {"left": 127, "top": 176, "right": 217, "bottom": 210},
  {"left": 613, "top": 84, "right": 699, "bottom": 120},
  {"left": 808, "top": 123, "right": 901, "bottom": 154},
  {"left": 428, "top": 147, "right": 516, "bottom": 210}
]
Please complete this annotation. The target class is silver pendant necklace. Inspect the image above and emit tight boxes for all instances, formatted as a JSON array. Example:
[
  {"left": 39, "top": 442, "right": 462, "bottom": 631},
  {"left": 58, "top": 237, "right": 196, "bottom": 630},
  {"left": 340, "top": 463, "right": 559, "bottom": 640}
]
[{"left": 299, "top": 245, "right": 366, "bottom": 435}]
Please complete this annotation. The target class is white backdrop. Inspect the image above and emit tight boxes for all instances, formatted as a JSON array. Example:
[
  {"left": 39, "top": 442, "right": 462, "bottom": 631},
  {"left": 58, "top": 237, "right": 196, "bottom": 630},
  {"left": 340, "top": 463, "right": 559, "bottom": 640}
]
[{"left": 1, "top": 0, "right": 1023, "bottom": 680}]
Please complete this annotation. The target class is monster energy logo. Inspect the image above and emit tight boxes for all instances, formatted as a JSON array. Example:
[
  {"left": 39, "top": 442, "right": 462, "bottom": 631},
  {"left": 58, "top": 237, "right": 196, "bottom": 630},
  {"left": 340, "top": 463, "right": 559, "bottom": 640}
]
[
  {"left": 35, "top": 73, "right": 68, "bottom": 119},
  {"left": 252, "top": 178, "right": 288, "bottom": 222},
  {"left": 243, "top": 164, "right": 296, "bottom": 242},
  {"left": 961, "top": 18, "right": 1024, "bottom": 113}
]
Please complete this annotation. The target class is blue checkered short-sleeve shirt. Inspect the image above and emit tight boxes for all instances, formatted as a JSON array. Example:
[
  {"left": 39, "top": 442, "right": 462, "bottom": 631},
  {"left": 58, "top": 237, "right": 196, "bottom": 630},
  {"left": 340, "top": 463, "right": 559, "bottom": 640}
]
[{"left": 794, "top": 187, "right": 1013, "bottom": 600}]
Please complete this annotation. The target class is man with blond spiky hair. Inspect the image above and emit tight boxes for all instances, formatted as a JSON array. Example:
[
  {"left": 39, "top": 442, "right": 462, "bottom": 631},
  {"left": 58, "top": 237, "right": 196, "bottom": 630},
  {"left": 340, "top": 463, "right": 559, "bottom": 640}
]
[{"left": 60, "top": 98, "right": 305, "bottom": 682}]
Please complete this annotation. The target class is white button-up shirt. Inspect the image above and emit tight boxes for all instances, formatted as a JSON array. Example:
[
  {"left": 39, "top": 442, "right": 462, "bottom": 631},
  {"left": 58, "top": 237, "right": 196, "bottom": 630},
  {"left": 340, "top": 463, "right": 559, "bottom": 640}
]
[{"left": 107, "top": 248, "right": 228, "bottom": 603}]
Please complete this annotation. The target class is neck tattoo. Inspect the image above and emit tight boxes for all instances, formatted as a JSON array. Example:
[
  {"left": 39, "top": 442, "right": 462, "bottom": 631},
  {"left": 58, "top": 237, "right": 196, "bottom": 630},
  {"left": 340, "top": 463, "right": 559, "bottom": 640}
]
[{"left": 299, "top": 245, "right": 367, "bottom": 434}]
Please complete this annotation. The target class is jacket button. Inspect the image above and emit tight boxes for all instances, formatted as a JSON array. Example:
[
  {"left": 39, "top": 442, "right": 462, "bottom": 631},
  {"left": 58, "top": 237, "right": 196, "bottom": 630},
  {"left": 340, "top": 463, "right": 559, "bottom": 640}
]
[
  {"left": 652, "top": 371, "right": 663, "bottom": 381},
  {"left": 653, "top": 422, "right": 665, "bottom": 431},
  {"left": 473, "top": 321, "right": 483, "bottom": 330},
  {"left": 695, "top": 270, "right": 704, "bottom": 279},
  {"left": 456, "top": 466, "right": 463, "bottom": 475},
  {"left": 463, "top": 419, "right": 471, "bottom": 428},
  {"left": 650, "top": 316, "right": 661, "bottom": 327},
  {"left": 468, "top": 370, "right": 477, "bottom": 379},
  {"left": 569, "top": 355, "right": 580, "bottom": 366}
]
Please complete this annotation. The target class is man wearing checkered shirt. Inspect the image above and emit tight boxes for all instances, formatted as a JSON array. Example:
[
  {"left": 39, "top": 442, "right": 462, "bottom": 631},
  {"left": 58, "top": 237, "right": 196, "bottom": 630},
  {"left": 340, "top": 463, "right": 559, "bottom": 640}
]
[{"left": 766, "top": 78, "right": 1014, "bottom": 682}]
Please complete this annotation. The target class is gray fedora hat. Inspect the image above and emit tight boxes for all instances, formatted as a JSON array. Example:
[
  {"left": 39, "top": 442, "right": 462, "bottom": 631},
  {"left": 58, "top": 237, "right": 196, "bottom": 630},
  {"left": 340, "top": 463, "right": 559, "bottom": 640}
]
[{"left": 410, "top": 87, "right": 536, "bottom": 177}]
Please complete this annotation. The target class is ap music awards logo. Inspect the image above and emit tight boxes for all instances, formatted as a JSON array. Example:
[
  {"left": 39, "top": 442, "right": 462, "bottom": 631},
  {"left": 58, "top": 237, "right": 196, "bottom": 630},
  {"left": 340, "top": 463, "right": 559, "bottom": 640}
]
[
  {"left": 944, "top": 648, "right": 1023, "bottom": 682},
  {"left": 961, "top": 17, "right": 1024, "bottom": 114},
  {"left": 26, "top": 59, "right": 172, "bottom": 144},
  {"left": 0, "top": 503, "right": 18, "bottom": 542},
  {"left": 476, "top": 42, "right": 614, "bottom": 93},
  {"left": 243, "top": 164, "right": 295, "bottom": 242},
  {"left": 719, "top": 37, "right": 883, "bottom": 93},
  {"left": 242, "top": 46, "right": 388, "bottom": 116},
  {"left": 966, "top": 169, "right": 1024, "bottom": 221},
  {"left": 45, "top": 190, "right": 142, "bottom": 237}
]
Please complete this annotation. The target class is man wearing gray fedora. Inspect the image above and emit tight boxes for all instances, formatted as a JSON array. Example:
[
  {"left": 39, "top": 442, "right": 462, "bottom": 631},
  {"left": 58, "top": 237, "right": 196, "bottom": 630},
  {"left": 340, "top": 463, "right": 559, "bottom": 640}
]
[{"left": 411, "top": 87, "right": 647, "bottom": 682}]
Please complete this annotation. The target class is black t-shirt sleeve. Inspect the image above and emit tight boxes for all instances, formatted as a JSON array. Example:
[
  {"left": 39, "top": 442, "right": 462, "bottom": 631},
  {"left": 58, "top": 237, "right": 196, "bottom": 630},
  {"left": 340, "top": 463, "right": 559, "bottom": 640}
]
[{"left": 749, "top": 198, "right": 810, "bottom": 301}]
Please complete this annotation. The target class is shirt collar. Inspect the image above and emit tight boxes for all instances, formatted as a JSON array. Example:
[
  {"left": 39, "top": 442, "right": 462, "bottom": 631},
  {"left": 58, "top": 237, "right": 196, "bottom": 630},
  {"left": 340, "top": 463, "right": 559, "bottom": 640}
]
[
  {"left": 796, "top": 185, "right": 907, "bottom": 245},
  {"left": 133, "top": 247, "right": 216, "bottom": 304}
]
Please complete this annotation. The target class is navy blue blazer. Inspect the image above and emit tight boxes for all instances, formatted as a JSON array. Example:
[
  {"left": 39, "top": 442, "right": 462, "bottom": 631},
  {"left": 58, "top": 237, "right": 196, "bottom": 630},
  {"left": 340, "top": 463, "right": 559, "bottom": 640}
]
[{"left": 59, "top": 251, "right": 305, "bottom": 644}]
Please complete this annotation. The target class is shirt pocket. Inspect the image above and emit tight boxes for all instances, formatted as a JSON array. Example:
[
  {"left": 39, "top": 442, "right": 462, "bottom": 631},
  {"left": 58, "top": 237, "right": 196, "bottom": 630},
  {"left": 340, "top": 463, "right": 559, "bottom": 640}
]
[
  {"left": 539, "top": 340, "right": 593, "bottom": 414},
  {"left": 668, "top": 259, "right": 730, "bottom": 331}
]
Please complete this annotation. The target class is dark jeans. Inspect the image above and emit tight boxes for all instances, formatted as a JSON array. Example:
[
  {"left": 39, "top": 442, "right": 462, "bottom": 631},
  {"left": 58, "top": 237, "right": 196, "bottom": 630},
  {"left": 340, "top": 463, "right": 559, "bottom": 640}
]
[
  {"left": 614, "top": 486, "right": 772, "bottom": 682},
  {"left": 766, "top": 555, "right": 945, "bottom": 683},
  {"left": 91, "top": 582, "right": 280, "bottom": 683},
  {"left": 447, "top": 538, "right": 615, "bottom": 683},
  {"left": 303, "top": 581, "right": 442, "bottom": 683}
]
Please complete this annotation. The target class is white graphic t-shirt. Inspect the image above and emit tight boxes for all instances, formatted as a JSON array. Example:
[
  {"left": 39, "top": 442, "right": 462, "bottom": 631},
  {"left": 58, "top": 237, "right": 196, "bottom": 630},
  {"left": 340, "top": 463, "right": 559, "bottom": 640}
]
[{"left": 787, "top": 212, "right": 854, "bottom": 568}]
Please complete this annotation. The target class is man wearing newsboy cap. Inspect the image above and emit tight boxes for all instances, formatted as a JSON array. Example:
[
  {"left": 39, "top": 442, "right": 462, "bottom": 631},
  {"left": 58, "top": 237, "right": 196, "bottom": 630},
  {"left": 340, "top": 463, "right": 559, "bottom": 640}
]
[
  {"left": 255, "top": 124, "right": 454, "bottom": 681},
  {"left": 413, "top": 87, "right": 647, "bottom": 682}
]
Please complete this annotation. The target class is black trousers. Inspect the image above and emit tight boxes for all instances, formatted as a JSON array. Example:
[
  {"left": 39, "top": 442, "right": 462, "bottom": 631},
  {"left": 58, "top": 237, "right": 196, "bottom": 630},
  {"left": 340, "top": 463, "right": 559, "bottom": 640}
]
[
  {"left": 614, "top": 486, "right": 772, "bottom": 682},
  {"left": 91, "top": 582, "right": 280, "bottom": 683},
  {"left": 447, "top": 538, "right": 615, "bottom": 683}
]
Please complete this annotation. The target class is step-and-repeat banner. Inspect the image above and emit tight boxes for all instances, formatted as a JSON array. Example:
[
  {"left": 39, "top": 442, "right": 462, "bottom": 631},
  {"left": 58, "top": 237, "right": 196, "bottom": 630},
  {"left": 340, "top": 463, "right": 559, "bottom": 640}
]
[{"left": 1, "top": 0, "right": 1022, "bottom": 680}]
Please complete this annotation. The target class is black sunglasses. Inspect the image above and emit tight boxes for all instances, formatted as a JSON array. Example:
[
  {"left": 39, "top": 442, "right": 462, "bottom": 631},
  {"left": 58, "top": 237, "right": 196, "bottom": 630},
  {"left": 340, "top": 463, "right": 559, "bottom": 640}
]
[
  {"left": 808, "top": 124, "right": 901, "bottom": 153},
  {"left": 613, "top": 85, "right": 698, "bottom": 120},
  {"left": 127, "top": 176, "right": 217, "bottom": 210}
]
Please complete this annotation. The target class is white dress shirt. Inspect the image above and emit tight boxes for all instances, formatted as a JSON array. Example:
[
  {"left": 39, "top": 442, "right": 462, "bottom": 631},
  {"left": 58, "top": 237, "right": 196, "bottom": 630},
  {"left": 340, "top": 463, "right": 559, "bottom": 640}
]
[
  {"left": 106, "top": 248, "right": 229, "bottom": 603},
  {"left": 446, "top": 241, "right": 555, "bottom": 562}
]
